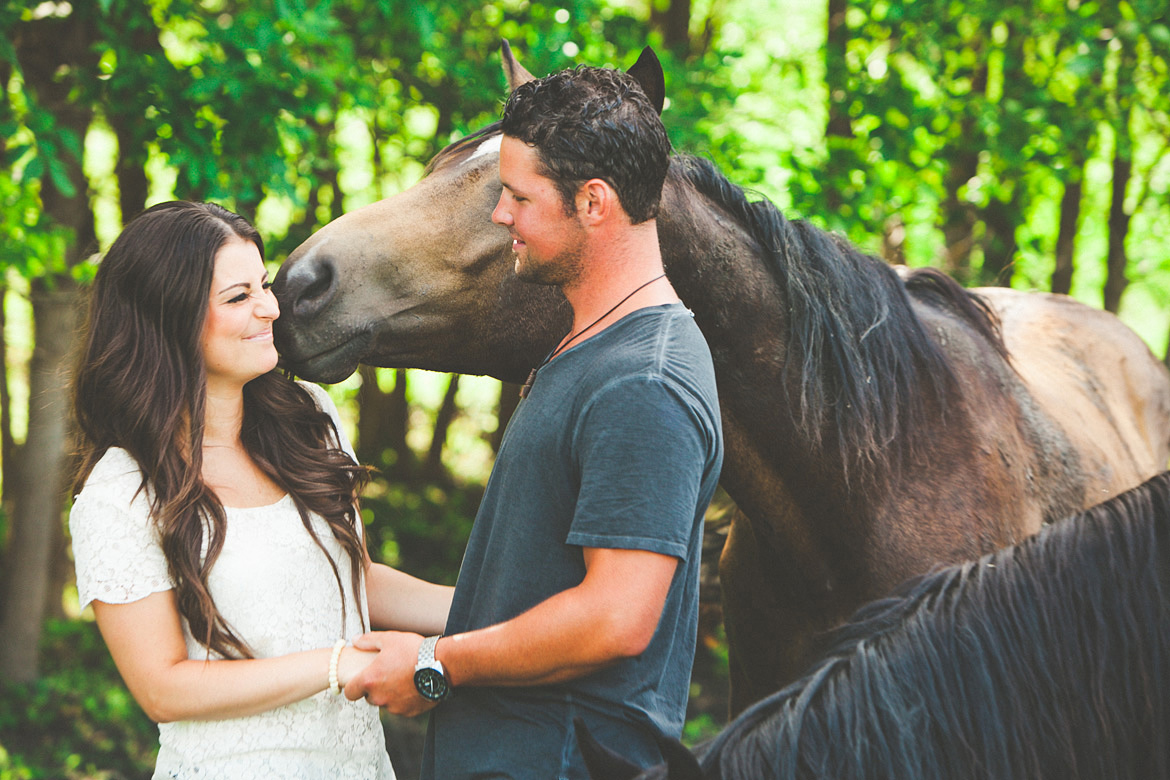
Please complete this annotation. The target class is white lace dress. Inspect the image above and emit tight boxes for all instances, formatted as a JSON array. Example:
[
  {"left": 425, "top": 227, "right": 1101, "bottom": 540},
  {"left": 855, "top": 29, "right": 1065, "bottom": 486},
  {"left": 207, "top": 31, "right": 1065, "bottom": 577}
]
[{"left": 69, "top": 385, "right": 395, "bottom": 780}]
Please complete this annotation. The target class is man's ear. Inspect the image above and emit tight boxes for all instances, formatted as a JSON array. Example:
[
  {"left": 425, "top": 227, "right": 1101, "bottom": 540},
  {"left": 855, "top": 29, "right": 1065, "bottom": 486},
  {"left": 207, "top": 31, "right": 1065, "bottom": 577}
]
[{"left": 577, "top": 179, "right": 618, "bottom": 224}]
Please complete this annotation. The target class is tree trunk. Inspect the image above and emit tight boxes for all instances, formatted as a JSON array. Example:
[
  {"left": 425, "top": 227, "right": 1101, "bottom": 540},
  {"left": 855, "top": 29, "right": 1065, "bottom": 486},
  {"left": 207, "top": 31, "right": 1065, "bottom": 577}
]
[
  {"left": 356, "top": 366, "right": 398, "bottom": 467},
  {"left": 0, "top": 10, "right": 96, "bottom": 683},
  {"left": 826, "top": 0, "right": 852, "bottom": 141},
  {"left": 387, "top": 370, "right": 411, "bottom": 478},
  {"left": 650, "top": 0, "right": 692, "bottom": 53},
  {"left": 823, "top": 0, "right": 853, "bottom": 216},
  {"left": 979, "top": 191, "right": 1020, "bottom": 287},
  {"left": 938, "top": 153, "right": 979, "bottom": 282},
  {"left": 0, "top": 60, "right": 10, "bottom": 512},
  {"left": 113, "top": 120, "right": 150, "bottom": 222},
  {"left": 492, "top": 382, "right": 521, "bottom": 453},
  {"left": 357, "top": 366, "right": 412, "bottom": 478},
  {"left": 0, "top": 284, "right": 80, "bottom": 682},
  {"left": 1104, "top": 39, "right": 1135, "bottom": 315},
  {"left": 45, "top": 512, "right": 72, "bottom": 621},
  {"left": 423, "top": 374, "right": 460, "bottom": 483},
  {"left": 0, "top": 283, "right": 13, "bottom": 510},
  {"left": 938, "top": 62, "right": 988, "bottom": 284},
  {"left": 1103, "top": 133, "right": 1132, "bottom": 314},
  {"left": 280, "top": 119, "right": 342, "bottom": 255},
  {"left": 1051, "top": 172, "right": 1083, "bottom": 296},
  {"left": 879, "top": 217, "right": 906, "bottom": 265}
]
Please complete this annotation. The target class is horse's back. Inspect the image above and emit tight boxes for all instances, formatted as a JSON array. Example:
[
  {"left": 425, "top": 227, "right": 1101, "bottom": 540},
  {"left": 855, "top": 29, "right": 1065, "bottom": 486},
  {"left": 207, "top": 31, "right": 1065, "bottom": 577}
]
[{"left": 977, "top": 286, "right": 1170, "bottom": 502}]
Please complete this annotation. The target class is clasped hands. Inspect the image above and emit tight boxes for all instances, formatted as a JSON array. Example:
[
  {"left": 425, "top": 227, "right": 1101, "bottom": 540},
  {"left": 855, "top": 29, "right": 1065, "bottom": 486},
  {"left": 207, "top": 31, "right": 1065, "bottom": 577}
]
[{"left": 341, "top": 631, "right": 437, "bottom": 717}]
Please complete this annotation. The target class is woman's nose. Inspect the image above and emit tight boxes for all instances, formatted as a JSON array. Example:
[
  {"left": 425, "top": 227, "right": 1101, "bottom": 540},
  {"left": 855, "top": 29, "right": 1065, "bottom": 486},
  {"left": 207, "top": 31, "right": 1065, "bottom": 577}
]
[{"left": 258, "top": 287, "right": 280, "bottom": 320}]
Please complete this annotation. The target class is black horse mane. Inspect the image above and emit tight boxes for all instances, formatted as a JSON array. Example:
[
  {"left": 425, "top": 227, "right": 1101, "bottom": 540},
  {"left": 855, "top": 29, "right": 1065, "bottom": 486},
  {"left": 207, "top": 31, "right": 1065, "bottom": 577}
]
[
  {"left": 670, "top": 154, "right": 1008, "bottom": 487},
  {"left": 684, "top": 470, "right": 1170, "bottom": 780},
  {"left": 428, "top": 124, "right": 1010, "bottom": 486}
]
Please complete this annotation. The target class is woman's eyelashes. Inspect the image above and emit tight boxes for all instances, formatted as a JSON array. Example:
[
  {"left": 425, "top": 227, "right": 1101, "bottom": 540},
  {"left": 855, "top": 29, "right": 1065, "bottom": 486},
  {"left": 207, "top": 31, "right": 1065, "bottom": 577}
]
[{"left": 227, "top": 281, "right": 272, "bottom": 304}]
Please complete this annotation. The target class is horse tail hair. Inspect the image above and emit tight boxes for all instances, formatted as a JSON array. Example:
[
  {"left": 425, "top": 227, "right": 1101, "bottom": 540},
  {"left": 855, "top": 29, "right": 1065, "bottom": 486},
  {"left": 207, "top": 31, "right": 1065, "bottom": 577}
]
[{"left": 700, "top": 470, "right": 1170, "bottom": 780}]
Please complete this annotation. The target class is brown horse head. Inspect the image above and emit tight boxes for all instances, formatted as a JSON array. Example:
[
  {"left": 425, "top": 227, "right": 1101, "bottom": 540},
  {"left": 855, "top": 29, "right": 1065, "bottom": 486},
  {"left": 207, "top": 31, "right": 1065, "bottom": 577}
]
[
  {"left": 271, "top": 120, "right": 558, "bottom": 383},
  {"left": 273, "top": 42, "right": 665, "bottom": 384}
]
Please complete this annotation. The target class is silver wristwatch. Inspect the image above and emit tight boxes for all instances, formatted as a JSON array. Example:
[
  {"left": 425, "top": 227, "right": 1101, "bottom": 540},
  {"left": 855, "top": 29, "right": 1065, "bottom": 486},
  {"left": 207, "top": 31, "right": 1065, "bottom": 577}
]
[{"left": 414, "top": 635, "right": 452, "bottom": 702}]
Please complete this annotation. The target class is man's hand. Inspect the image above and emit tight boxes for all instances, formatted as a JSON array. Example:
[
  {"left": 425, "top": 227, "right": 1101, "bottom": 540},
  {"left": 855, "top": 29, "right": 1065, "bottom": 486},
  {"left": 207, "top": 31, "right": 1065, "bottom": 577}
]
[{"left": 343, "top": 631, "right": 437, "bottom": 717}]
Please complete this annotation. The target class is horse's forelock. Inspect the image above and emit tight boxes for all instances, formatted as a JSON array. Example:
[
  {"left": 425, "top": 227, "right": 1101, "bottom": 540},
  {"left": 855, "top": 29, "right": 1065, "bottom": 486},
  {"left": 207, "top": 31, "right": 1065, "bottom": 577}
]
[
  {"left": 467, "top": 133, "right": 503, "bottom": 163},
  {"left": 423, "top": 122, "right": 503, "bottom": 176}
]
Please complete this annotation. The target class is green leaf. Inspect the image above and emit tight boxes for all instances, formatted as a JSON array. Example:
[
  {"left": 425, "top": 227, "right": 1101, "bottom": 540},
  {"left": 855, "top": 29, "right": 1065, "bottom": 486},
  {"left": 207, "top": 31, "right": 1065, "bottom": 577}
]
[{"left": 46, "top": 156, "right": 78, "bottom": 198}]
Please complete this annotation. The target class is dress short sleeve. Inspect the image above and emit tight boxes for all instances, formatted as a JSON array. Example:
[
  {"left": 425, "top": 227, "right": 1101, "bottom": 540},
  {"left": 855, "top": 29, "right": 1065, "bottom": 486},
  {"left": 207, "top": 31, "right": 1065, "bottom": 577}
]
[{"left": 70, "top": 448, "right": 173, "bottom": 610}]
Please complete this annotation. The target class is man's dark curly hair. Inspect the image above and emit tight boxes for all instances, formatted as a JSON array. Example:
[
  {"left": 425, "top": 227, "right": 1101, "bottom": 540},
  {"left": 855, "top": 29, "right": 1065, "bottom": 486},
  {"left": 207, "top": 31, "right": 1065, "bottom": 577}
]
[{"left": 501, "top": 64, "right": 671, "bottom": 224}]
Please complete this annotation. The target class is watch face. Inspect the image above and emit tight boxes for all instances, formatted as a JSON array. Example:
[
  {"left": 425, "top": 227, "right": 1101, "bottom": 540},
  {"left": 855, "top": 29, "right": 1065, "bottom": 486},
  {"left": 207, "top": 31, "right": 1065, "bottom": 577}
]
[{"left": 414, "top": 667, "right": 450, "bottom": 701}]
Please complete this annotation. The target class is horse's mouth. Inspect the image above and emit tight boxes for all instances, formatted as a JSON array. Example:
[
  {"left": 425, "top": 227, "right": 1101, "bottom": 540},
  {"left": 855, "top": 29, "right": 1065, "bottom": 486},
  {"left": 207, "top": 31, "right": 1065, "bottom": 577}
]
[{"left": 277, "top": 330, "right": 372, "bottom": 383}]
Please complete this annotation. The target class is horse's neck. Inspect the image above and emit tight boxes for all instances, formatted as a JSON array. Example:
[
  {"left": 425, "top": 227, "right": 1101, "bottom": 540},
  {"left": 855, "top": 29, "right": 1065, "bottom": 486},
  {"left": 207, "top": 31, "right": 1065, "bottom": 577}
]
[
  {"left": 657, "top": 176, "right": 850, "bottom": 513},
  {"left": 657, "top": 171, "right": 947, "bottom": 528},
  {"left": 657, "top": 176, "right": 791, "bottom": 376}
]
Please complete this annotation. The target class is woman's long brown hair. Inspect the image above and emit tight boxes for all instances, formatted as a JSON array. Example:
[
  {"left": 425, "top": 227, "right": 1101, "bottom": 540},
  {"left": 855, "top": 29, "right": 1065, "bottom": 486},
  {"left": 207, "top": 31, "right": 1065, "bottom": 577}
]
[{"left": 72, "top": 201, "right": 368, "bottom": 659}]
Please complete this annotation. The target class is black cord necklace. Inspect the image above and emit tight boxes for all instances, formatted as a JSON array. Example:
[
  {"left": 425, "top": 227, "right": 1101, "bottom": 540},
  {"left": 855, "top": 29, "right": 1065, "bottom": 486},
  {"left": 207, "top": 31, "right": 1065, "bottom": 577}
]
[{"left": 519, "top": 273, "right": 666, "bottom": 399}]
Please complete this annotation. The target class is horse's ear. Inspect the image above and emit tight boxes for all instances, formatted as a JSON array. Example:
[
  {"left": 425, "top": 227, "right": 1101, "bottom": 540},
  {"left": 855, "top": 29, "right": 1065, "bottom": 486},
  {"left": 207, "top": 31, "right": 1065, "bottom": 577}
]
[
  {"left": 627, "top": 47, "right": 665, "bottom": 115},
  {"left": 653, "top": 731, "right": 704, "bottom": 780},
  {"left": 501, "top": 39, "right": 537, "bottom": 91},
  {"left": 574, "top": 718, "right": 645, "bottom": 780}
]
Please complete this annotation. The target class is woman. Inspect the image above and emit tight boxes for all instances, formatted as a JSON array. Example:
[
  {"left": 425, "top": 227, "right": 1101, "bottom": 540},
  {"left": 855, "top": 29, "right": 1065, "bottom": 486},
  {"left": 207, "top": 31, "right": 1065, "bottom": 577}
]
[{"left": 69, "top": 201, "right": 451, "bottom": 778}]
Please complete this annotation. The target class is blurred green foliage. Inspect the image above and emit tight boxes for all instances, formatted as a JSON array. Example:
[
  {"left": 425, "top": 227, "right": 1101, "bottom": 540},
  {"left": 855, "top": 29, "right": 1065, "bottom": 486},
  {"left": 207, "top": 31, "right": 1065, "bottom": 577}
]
[
  {"left": 3, "top": 0, "right": 1170, "bottom": 773},
  {"left": 0, "top": 620, "right": 156, "bottom": 779},
  {"left": 362, "top": 480, "right": 482, "bottom": 588}
]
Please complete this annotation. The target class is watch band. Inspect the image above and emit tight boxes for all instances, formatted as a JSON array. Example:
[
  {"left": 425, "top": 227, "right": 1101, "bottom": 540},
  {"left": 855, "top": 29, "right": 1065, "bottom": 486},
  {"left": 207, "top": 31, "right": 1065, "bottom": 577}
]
[
  {"left": 414, "top": 634, "right": 451, "bottom": 702},
  {"left": 416, "top": 634, "right": 442, "bottom": 670}
]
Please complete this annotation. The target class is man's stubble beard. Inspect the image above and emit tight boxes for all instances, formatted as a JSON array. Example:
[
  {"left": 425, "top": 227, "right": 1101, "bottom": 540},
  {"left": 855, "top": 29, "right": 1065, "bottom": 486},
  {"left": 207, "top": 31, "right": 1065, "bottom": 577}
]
[{"left": 513, "top": 242, "right": 586, "bottom": 289}]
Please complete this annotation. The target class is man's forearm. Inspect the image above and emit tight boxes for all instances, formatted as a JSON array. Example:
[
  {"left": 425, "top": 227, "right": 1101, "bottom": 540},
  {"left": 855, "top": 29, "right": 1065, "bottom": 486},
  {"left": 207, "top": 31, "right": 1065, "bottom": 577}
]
[{"left": 437, "top": 547, "right": 677, "bottom": 687}]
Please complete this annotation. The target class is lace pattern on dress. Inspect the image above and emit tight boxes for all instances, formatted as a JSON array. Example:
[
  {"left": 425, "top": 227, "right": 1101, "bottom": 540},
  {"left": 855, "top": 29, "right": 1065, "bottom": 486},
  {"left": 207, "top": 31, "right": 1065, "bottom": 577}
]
[{"left": 69, "top": 385, "right": 394, "bottom": 779}]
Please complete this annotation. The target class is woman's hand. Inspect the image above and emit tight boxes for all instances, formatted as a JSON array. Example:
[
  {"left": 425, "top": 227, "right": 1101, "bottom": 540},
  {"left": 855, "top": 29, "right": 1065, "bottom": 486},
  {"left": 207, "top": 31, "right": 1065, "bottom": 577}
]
[
  {"left": 336, "top": 646, "right": 380, "bottom": 688},
  {"left": 344, "top": 631, "right": 438, "bottom": 717}
]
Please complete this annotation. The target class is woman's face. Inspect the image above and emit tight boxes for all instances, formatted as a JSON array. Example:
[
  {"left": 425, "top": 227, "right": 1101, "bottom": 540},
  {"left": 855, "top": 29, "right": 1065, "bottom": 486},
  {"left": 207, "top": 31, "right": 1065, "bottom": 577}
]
[{"left": 201, "top": 237, "right": 280, "bottom": 392}]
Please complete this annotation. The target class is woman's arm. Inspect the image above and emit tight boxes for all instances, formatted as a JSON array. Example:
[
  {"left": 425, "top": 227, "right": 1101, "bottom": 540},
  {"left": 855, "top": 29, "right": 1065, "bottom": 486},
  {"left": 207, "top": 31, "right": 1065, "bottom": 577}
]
[
  {"left": 93, "top": 590, "right": 376, "bottom": 723},
  {"left": 345, "top": 547, "right": 678, "bottom": 716},
  {"left": 364, "top": 562, "right": 453, "bottom": 637}
]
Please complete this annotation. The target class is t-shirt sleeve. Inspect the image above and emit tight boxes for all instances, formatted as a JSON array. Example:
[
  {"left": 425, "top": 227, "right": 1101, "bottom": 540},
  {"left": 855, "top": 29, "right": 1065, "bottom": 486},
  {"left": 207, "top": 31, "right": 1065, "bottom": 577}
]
[
  {"left": 566, "top": 375, "right": 716, "bottom": 559},
  {"left": 298, "top": 380, "right": 358, "bottom": 462},
  {"left": 69, "top": 456, "right": 173, "bottom": 611}
]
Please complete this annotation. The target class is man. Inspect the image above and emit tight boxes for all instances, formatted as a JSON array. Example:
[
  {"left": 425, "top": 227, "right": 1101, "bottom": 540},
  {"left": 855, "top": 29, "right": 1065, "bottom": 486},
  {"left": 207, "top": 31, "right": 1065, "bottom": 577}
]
[{"left": 346, "top": 61, "right": 723, "bottom": 779}]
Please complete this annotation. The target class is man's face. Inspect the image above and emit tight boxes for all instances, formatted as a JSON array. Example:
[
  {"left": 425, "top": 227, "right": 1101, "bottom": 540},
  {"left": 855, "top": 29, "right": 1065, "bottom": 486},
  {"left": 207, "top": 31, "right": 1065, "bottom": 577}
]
[{"left": 492, "top": 135, "right": 586, "bottom": 286}]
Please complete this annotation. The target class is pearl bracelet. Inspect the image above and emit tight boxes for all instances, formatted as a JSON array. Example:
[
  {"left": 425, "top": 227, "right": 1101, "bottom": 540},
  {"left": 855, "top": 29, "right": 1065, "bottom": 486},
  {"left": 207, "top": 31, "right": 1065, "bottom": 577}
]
[{"left": 328, "top": 638, "right": 346, "bottom": 695}]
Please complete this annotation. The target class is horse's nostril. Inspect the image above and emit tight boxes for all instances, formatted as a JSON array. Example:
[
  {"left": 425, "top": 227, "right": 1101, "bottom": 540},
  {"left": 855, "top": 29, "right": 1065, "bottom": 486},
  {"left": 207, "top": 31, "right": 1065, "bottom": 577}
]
[
  {"left": 283, "top": 255, "right": 337, "bottom": 319},
  {"left": 300, "top": 267, "right": 334, "bottom": 307}
]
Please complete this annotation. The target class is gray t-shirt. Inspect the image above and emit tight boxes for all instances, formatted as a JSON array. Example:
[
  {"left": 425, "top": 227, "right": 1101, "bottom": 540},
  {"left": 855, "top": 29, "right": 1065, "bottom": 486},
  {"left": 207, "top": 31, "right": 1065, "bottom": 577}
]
[{"left": 421, "top": 303, "right": 723, "bottom": 779}]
